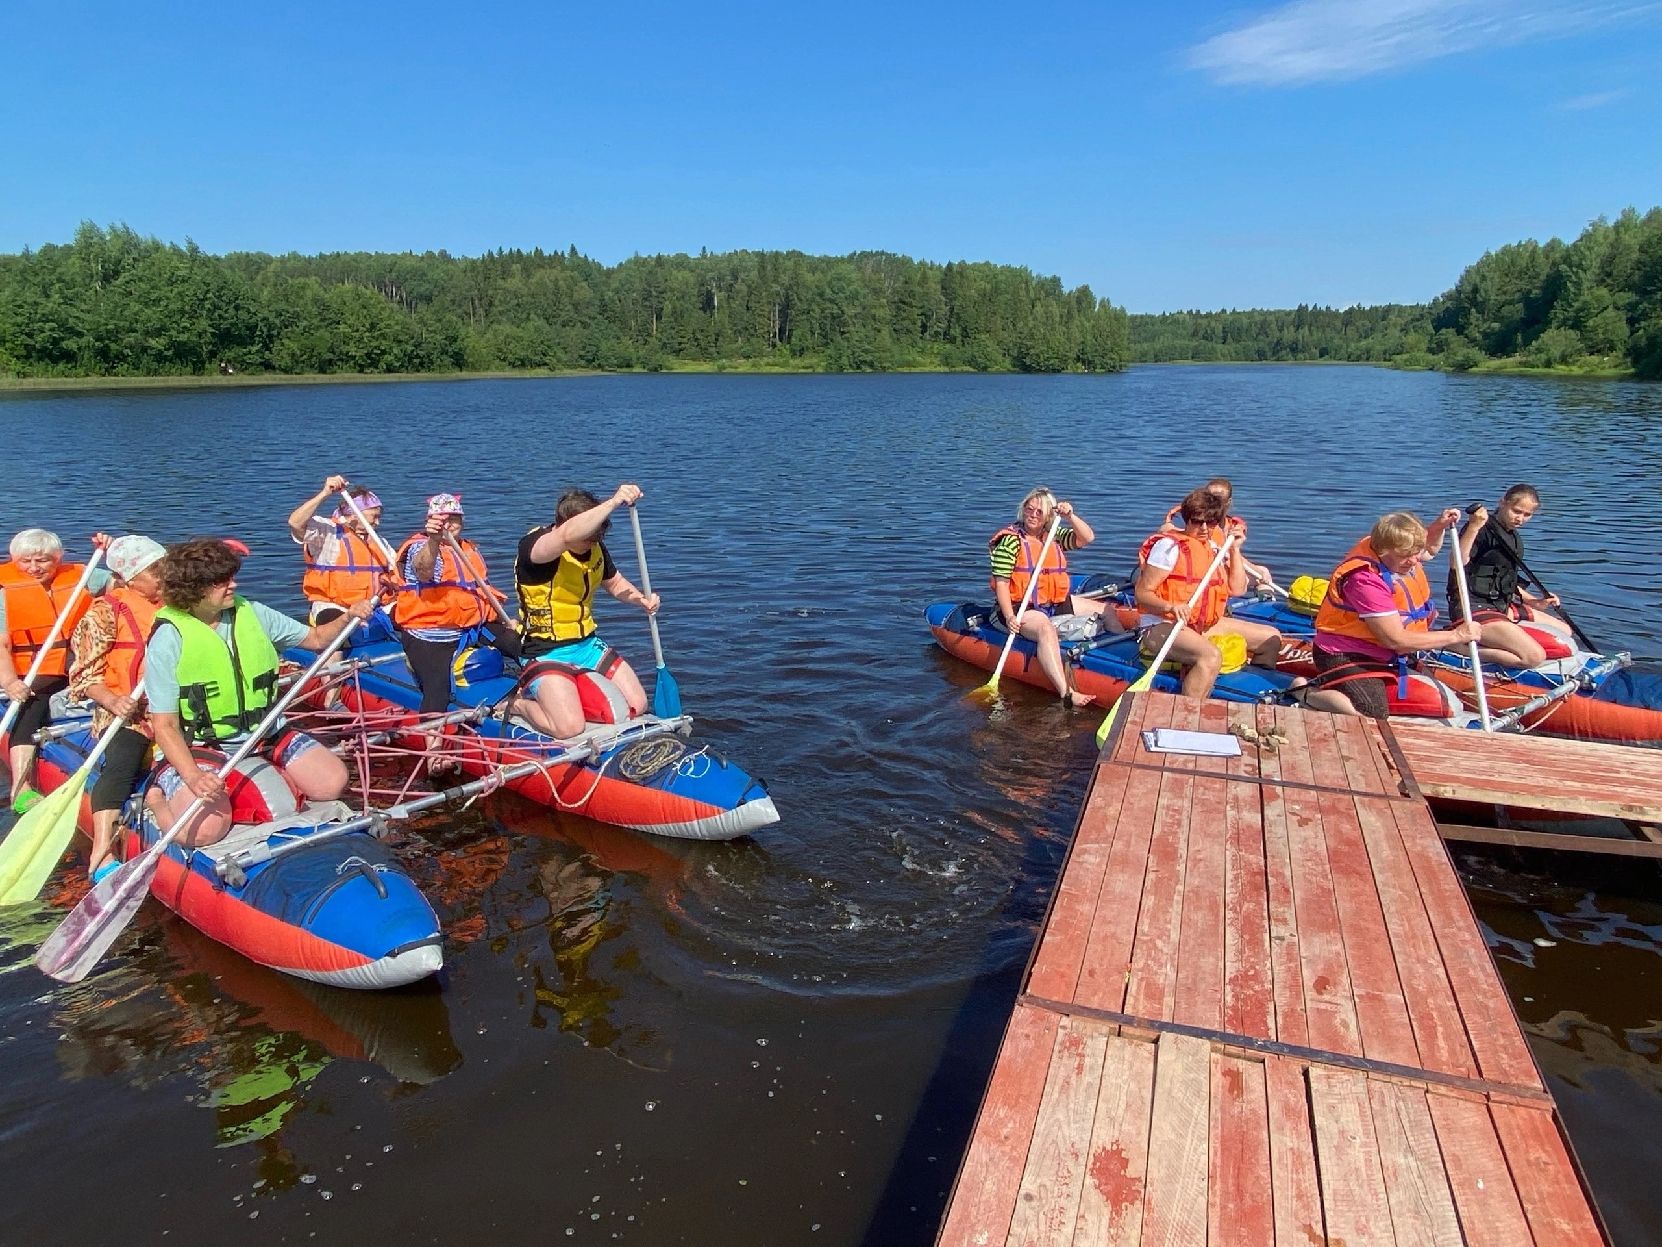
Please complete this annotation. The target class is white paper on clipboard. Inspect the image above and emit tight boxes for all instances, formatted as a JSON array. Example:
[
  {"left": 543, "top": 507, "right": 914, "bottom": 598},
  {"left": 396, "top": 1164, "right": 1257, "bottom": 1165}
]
[{"left": 1140, "top": 728, "right": 1242, "bottom": 757}]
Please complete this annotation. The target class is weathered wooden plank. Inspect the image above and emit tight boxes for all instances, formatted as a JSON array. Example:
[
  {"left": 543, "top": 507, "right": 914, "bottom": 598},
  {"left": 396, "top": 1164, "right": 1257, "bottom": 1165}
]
[
  {"left": 938, "top": 1004, "right": 1061, "bottom": 1247},
  {"left": 1355, "top": 795, "right": 1477, "bottom": 1079},
  {"left": 1390, "top": 799, "right": 1542, "bottom": 1089},
  {"left": 1172, "top": 776, "right": 1230, "bottom": 1032},
  {"left": 1209, "top": 1054, "right": 1274, "bottom": 1247},
  {"left": 1308, "top": 1065, "right": 1391, "bottom": 1247},
  {"left": 1008, "top": 1016, "right": 1110, "bottom": 1247},
  {"left": 1259, "top": 780, "right": 1308, "bottom": 1048},
  {"left": 1223, "top": 775, "right": 1274, "bottom": 1042},
  {"left": 1331, "top": 713, "right": 1402, "bottom": 798},
  {"left": 1319, "top": 789, "right": 1419, "bottom": 1068},
  {"left": 1283, "top": 787, "right": 1362, "bottom": 1057},
  {"left": 1263, "top": 1056, "right": 1324, "bottom": 1247},
  {"left": 1075, "top": 1035, "right": 1157, "bottom": 1247},
  {"left": 1075, "top": 758, "right": 1167, "bottom": 1014},
  {"left": 1491, "top": 1102, "right": 1607, "bottom": 1246},
  {"left": 1123, "top": 772, "right": 1195, "bottom": 1021},
  {"left": 1366, "top": 1079, "right": 1464, "bottom": 1246},
  {"left": 1427, "top": 1090, "right": 1537, "bottom": 1247},
  {"left": 1142, "top": 1032, "right": 1210, "bottom": 1247},
  {"left": 1028, "top": 758, "right": 1138, "bottom": 1002}
]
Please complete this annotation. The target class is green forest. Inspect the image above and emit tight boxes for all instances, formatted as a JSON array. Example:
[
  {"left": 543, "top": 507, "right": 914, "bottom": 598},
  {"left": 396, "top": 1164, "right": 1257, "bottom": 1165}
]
[
  {"left": 4, "top": 206, "right": 1659, "bottom": 381},
  {"left": 1130, "top": 206, "right": 1662, "bottom": 378},
  {"left": 0, "top": 225, "right": 1129, "bottom": 378}
]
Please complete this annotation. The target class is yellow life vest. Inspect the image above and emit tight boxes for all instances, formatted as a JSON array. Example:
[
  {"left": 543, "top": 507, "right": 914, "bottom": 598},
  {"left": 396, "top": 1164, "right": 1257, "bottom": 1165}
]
[{"left": 516, "top": 538, "right": 608, "bottom": 644}]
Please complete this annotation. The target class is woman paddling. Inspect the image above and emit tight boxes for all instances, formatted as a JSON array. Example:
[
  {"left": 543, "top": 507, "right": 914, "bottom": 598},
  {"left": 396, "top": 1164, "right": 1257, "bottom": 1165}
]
[
  {"left": 1449, "top": 484, "right": 1569, "bottom": 669},
  {"left": 144, "top": 538, "right": 371, "bottom": 847},
  {"left": 67, "top": 535, "right": 167, "bottom": 881},
  {"left": 987, "top": 487, "right": 1116, "bottom": 707},
  {"left": 1311, "top": 510, "right": 1483, "bottom": 718},
  {"left": 288, "top": 474, "right": 399, "bottom": 626}
]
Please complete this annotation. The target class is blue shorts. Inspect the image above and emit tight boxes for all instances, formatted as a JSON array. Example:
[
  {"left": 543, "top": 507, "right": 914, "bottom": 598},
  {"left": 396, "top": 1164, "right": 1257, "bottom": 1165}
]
[
  {"left": 154, "top": 730, "right": 326, "bottom": 799},
  {"left": 527, "top": 635, "right": 620, "bottom": 680}
]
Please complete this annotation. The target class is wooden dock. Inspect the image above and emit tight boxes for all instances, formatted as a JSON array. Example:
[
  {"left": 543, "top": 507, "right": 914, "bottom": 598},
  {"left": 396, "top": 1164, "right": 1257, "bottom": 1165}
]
[{"left": 938, "top": 692, "right": 1607, "bottom": 1247}]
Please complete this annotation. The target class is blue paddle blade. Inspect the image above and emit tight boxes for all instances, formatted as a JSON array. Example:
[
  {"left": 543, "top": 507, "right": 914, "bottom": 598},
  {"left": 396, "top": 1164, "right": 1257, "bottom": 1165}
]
[{"left": 652, "top": 664, "right": 682, "bottom": 718}]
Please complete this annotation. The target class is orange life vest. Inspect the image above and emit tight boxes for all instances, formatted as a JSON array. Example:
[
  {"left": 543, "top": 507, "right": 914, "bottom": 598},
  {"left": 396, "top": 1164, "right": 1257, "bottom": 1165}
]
[
  {"left": 988, "top": 526, "right": 1071, "bottom": 609},
  {"left": 390, "top": 535, "right": 490, "bottom": 631},
  {"left": 301, "top": 523, "right": 398, "bottom": 606},
  {"left": 1140, "top": 531, "right": 1229, "bottom": 632},
  {"left": 0, "top": 561, "right": 94, "bottom": 679},
  {"left": 1314, "top": 538, "right": 1436, "bottom": 645},
  {"left": 102, "top": 586, "right": 161, "bottom": 698}
]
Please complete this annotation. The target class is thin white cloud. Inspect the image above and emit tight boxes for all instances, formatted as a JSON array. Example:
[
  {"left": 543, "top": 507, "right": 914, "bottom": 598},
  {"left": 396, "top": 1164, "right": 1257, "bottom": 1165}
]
[
  {"left": 1189, "top": 0, "right": 1661, "bottom": 86},
  {"left": 1560, "top": 88, "right": 1629, "bottom": 108}
]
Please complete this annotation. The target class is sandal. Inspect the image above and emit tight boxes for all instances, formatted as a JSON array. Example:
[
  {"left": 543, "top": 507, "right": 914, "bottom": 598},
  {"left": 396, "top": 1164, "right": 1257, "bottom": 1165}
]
[{"left": 90, "top": 860, "right": 121, "bottom": 885}]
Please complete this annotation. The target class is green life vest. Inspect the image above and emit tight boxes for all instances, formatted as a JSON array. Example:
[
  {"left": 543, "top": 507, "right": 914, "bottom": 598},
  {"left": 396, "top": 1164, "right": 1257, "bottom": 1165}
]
[
  {"left": 154, "top": 597, "right": 282, "bottom": 744},
  {"left": 516, "top": 534, "right": 606, "bottom": 646}
]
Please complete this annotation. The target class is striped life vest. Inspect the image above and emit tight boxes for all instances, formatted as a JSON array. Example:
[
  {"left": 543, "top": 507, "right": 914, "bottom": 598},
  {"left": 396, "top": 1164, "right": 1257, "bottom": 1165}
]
[
  {"left": 391, "top": 535, "right": 491, "bottom": 631},
  {"left": 302, "top": 523, "right": 397, "bottom": 607}
]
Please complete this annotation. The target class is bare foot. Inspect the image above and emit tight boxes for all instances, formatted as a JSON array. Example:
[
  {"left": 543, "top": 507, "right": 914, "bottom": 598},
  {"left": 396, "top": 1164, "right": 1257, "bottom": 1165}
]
[{"left": 1065, "top": 690, "right": 1097, "bottom": 708}]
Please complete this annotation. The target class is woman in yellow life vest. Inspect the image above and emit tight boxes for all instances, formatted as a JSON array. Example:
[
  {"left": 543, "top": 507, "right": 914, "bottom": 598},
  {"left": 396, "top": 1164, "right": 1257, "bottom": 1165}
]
[
  {"left": 512, "top": 484, "right": 659, "bottom": 738},
  {"left": 1135, "top": 488, "right": 1282, "bottom": 700},
  {"left": 987, "top": 487, "right": 1115, "bottom": 707},
  {"left": 67, "top": 535, "right": 168, "bottom": 881},
  {"left": 2, "top": 527, "right": 113, "bottom": 812},
  {"left": 287, "top": 473, "right": 398, "bottom": 625},
  {"left": 144, "top": 538, "right": 371, "bottom": 847}
]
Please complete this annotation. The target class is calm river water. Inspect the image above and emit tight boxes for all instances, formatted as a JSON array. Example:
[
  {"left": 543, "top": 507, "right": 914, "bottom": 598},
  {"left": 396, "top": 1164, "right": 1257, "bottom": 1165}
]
[{"left": 1, "top": 368, "right": 1660, "bottom": 1245}]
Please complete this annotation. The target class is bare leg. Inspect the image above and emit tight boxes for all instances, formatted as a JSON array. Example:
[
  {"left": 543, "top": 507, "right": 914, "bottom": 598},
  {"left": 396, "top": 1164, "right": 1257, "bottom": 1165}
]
[
  {"left": 1474, "top": 618, "right": 1546, "bottom": 669},
  {"left": 159, "top": 781, "right": 233, "bottom": 846},
  {"left": 282, "top": 747, "right": 351, "bottom": 802},
  {"left": 1141, "top": 624, "right": 1222, "bottom": 700},
  {"left": 88, "top": 808, "right": 121, "bottom": 875},
  {"left": 607, "top": 658, "right": 650, "bottom": 716},
  {"left": 513, "top": 676, "right": 586, "bottom": 739},
  {"left": 1018, "top": 612, "right": 1092, "bottom": 705},
  {"left": 8, "top": 743, "right": 36, "bottom": 801}
]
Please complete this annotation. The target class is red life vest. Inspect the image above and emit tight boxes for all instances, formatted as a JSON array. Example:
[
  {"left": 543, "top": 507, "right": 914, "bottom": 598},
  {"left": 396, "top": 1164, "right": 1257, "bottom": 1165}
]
[
  {"left": 1140, "top": 531, "right": 1228, "bottom": 632},
  {"left": 988, "top": 526, "right": 1071, "bottom": 609},
  {"left": 0, "top": 561, "right": 94, "bottom": 679},
  {"left": 1314, "top": 538, "right": 1435, "bottom": 644}
]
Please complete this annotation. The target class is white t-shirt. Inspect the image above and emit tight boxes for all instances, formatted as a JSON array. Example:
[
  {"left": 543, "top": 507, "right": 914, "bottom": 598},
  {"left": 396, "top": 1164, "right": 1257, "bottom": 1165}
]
[{"left": 1138, "top": 537, "right": 1182, "bottom": 628}]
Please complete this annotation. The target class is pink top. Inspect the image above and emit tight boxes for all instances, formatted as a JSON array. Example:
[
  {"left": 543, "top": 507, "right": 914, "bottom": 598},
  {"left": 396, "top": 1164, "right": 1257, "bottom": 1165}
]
[{"left": 1314, "top": 566, "right": 1404, "bottom": 663}]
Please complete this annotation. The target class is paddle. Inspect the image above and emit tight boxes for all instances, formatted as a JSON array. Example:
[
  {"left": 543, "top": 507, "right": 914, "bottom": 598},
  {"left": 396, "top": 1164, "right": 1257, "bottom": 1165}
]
[
  {"left": 1094, "top": 533, "right": 1236, "bottom": 748},
  {"left": 626, "top": 504, "right": 681, "bottom": 717},
  {"left": 1508, "top": 549, "right": 1598, "bottom": 654},
  {"left": 0, "top": 547, "right": 106, "bottom": 744},
  {"left": 1448, "top": 519, "right": 1494, "bottom": 732},
  {"left": 34, "top": 619, "right": 361, "bottom": 983},
  {"left": 0, "top": 696, "right": 143, "bottom": 904},
  {"left": 969, "top": 514, "right": 1063, "bottom": 705},
  {"left": 442, "top": 533, "right": 512, "bottom": 626}
]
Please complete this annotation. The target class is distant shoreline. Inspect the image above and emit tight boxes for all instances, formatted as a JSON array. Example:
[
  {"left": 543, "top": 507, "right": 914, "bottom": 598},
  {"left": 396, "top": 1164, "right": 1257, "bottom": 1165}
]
[{"left": 0, "top": 358, "right": 1635, "bottom": 393}]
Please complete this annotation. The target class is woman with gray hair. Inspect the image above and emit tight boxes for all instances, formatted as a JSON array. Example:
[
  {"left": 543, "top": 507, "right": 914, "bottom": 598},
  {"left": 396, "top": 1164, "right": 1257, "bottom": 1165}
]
[{"left": 1, "top": 529, "right": 112, "bottom": 812}]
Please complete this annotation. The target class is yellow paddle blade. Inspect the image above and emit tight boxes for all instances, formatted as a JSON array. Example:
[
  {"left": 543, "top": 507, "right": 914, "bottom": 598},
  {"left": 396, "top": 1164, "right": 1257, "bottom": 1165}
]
[
  {"left": 0, "top": 764, "right": 91, "bottom": 905},
  {"left": 965, "top": 675, "right": 1001, "bottom": 704},
  {"left": 1094, "top": 668, "right": 1155, "bottom": 748}
]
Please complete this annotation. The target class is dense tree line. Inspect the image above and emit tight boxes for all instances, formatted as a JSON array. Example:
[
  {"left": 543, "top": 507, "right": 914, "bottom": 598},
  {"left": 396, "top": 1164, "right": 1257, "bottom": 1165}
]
[
  {"left": 0, "top": 224, "right": 1129, "bottom": 378},
  {"left": 1130, "top": 207, "right": 1662, "bottom": 378}
]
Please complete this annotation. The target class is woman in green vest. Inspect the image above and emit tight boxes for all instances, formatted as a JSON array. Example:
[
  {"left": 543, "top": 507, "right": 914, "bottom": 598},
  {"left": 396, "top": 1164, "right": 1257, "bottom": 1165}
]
[
  {"left": 511, "top": 484, "right": 659, "bottom": 738},
  {"left": 144, "top": 538, "right": 373, "bottom": 847}
]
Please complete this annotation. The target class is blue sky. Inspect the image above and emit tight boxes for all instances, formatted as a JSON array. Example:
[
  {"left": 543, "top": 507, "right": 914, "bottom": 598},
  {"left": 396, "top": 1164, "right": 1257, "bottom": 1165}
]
[{"left": 3, "top": 0, "right": 1659, "bottom": 311}]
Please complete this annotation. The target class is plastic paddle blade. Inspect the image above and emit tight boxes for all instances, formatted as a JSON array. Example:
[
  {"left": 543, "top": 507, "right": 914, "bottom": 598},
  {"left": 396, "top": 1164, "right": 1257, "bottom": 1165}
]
[
  {"left": 34, "top": 853, "right": 158, "bottom": 983},
  {"left": 965, "top": 676, "right": 1000, "bottom": 705},
  {"left": 0, "top": 764, "right": 91, "bottom": 905},
  {"left": 1094, "top": 669, "right": 1155, "bottom": 747},
  {"left": 652, "top": 664, "right": 682, "bottom": 718}
]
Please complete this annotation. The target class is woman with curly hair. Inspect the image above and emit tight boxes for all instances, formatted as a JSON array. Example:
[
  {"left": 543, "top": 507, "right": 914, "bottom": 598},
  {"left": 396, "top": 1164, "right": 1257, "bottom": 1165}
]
[{"left": 142, "top": 537, "right": 373, "bottom": 846}]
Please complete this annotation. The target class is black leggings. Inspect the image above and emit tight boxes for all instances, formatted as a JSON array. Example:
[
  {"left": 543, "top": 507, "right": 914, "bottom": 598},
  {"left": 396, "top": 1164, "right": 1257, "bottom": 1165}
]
[
  {"left": 90, "top": 725, "right": 154, "bottom": 814},
  {"left": 398, "top": 622, "right": 522, "bottom": 714},
  {"left": 6, "top": 675, "right": 68, "bottom": 748}
]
